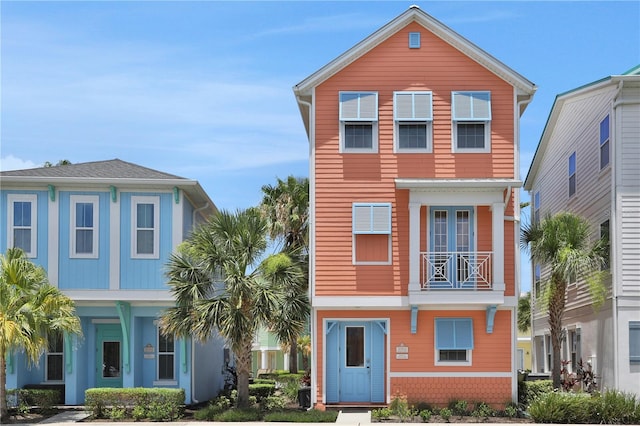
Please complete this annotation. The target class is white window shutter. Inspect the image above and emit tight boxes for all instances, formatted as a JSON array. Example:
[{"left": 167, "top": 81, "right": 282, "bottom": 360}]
[
  {"left": 395, "top": 92, "right": 432, "bottom": 120},
  {"left": 371, "top": 205, "right": 391, "bottom": 233},
  {"left": 353, "top": 203, "right": 391, "bottom": 234},
  {"left": 340, "top": 92, "right": 377, "bottom": 120},
  {"left": 453, "top": 92, "right": 491, "bottom": 120}
]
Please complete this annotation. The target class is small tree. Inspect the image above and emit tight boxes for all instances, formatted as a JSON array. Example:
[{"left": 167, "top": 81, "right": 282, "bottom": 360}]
[
  {"left": 521, "top": 212, "right": 606, "bottom": 389},
  {"left": 0, "top": 248, "right": 82, "bottom": 420},
  {"left": 517, "top": 292, "right": 531, "bottom": 333}
]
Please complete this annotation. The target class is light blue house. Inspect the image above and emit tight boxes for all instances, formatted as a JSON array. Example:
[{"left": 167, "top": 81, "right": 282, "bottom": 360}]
[{"left": 1, "top": 159, "right": 225, "bottom": 405}]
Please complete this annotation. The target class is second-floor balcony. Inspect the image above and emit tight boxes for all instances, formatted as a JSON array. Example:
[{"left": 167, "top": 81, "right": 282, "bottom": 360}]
[{"left": 422, "top": 251, "right": 493, "bottom": 290}]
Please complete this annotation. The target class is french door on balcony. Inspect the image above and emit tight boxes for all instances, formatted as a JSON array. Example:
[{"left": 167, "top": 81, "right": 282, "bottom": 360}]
[{"left": 428, "top": 207, "right": 474, "bottom": 289}]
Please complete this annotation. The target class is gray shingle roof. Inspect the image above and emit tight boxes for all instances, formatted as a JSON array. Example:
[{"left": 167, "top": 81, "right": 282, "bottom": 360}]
[{"left": 0, "top": 159, "right": 185, "bottom": 180}]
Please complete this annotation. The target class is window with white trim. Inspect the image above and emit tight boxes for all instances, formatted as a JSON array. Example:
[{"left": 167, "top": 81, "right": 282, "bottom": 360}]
[
  {"left": 452, "top": 91, "right": 491, "bottom": 152},
  {"left": 545, "top": 334, "right": 553, "bottom": 372},
  {"left": 600, "top": 115, "right": 610, "bottom": 170},
  {"left": 46, "top": 331, "right": 64, "bottom": 381},
  {"left": 569, "top": 152, "right": 577, "bottom": 197},
  {"left": 435, "top": 318, "right": 473, "bottom": 365},
  {"left": 158, "top": 330, "right": 175, "bottom": 381},
  {"left": 569, "top": 328, "right": 581, "bottom": 372},
  {"left": 70, "top": 195, "right": 99, "bottom": 258},
  {"left": 533, "top": 191, "right": 540, "bottom": 224},
  {"left": 339, "top": 92, "right": 378, "bottom": 153},
  {"left": 352, "top": 203, "right": 391, "bottom": 264},
  {"left": 534, "top": 264, "right": 541, "bottom": 298},
  {"left": 7, "top": 194, "right": 37, "bottom": 257},
  {"left": 394, "top": 91, "right": 432, "bottom": 152},
  {"left": 131, "top": 196, "right": 159, "bottom": 258}
]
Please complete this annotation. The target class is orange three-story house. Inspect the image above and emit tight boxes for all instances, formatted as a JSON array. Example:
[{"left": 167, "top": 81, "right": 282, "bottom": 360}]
[{"left": 294, "top": 6, "right": 536, "bottom": 409}]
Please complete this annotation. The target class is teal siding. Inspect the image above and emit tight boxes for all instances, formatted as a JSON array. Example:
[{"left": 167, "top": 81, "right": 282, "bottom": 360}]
[
  {"left": 120, "top": 192, "right": 173, "bottom": 289},
  {"left": 58, "top": 191, "right": 110, "bottom": 289}
]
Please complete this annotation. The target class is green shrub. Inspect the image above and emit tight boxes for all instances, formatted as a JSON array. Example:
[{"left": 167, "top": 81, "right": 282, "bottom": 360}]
[
  {"left": 471, "top": 402, "right": 494, "bottom": 420},
  {"left": 519, "top": 379, "right": 553, "bottom": 406},
  {"left": 131, "top": 405, "right": 147, "bottom": 421},
  {"left": 450, "top": 399, "right": 468, "bottom": 416},
  {"left": 263, "top": 409, "right": 338, "bottom": 422},
  {"left": 419, "top": 409, "right": 432, "bottom": 422},
  {"left": 248, "top": 383, "right": 275, "bottom": 401},
  {"left": 504, "top": 404, "right": 518, "bottom": 418},
  {"left": 371, "top": 407, "right": 392, "bottom": 420},
  {"left": 6, "top": 389, "right": 61, "bottom": 410},
  {"left": 529, "top": 391, "right": 593, "bottom": 423},
  {"left": 84, "top": 388, "right": 184, "bottom": 419},
  {"left": 214, "top": 407, "right": 262, "bottom": 422},
  {"left": 594, "top": 389, "right": 640, "bottom": 424},
  {"left": 252, "top": 378, "right": 276, "bottom": 385},
  {"left": 107, "top": 406, "right": 127, "bottom": 420},
  {"left": 194, "top": 403, "right": 226, "bottom": 421},
  {"left": 260, "top": 395, "right": 288, "bottom": 411},
  {"left": 439, "top": 407, "right": 452, "bottom": 422}
]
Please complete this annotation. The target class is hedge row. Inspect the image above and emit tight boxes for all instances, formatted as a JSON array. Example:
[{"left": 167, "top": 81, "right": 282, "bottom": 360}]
[
  {"left": 6, "top": 389, "right": 61, "bottom": 409},
  {"left": 85, "top": 387, "right": 184, "bottom": 421}
]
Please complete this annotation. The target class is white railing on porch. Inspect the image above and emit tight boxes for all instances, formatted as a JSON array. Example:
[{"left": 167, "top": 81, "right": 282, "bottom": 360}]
[{"left": 421, "top": 251, "right": 492, "bottom": 290}]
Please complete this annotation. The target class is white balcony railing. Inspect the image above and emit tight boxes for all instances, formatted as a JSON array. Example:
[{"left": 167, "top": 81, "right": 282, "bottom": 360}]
[{"left": 421, "top": 251, "right": 492, "bottom": 290}]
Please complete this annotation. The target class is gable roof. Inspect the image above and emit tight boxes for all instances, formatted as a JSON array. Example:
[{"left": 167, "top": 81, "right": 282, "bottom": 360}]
[
  {"left": 524, "top": 66, "right": 640, "bottom": 190},
  {"left": 1, "top": 158, "right": 216, "bottom": 214},
  {"left": 293, "top": 5, "right": 536, "bottom": 134}
]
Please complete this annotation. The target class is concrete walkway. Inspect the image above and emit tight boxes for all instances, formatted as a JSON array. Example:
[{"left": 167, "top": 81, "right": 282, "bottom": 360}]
[{"left": 335, "top": 409, "right": 371, "bottom": 424}]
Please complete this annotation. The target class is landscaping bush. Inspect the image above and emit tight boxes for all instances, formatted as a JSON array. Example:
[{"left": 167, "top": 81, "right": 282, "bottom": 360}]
[
  {"left": 529, "top": 391, "right": 594, "bottom": 423},
  {"left": 7, "top": 389, "right": 61, "bottom": 410},
  {"left": 594, "top": 389, "right": 640, "bottom": 424},
  {"left": 252, "top": 378, "right": 276, "bottom": 385},
  {"left": 519, "top": 379, "right": 553, "bottom": 406},
  {"left": 248, "top": 383, "right": 276, "bottom": 401},
  {"left": 439, "top": 407, "right": 452, "bottom": 422},
  {"left": 371, "top": 407, "right": 393, "bottom": 420},
  {"left": 263, "top": 409, "right": 338, "bottom": 422},
  {"left": 84, "top": 387, "right": 184, "bottom": 420}
]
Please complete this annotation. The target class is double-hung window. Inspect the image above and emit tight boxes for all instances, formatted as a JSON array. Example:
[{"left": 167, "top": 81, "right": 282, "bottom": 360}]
[
  {"left": 131, "top": 196, "right": 159, "bottom": 259},
  {"left": 569, "top": 328, "right": 581, "bottom": 372},
  {"left": 7, "top": 194, "right": 37, "bottom": 257},
  {"left": 339, "top": 92, "right": 378, "bottom": 153},
  {"left": 630, "top": 322, "right": 640, "bottom": 364},
  {"left": 70, "top": 195, "right": 99, "bottom": 258},
  {"left": 568, "top": 152, "right": 577, "bottom": 197},
  {"left": 435, "top": 318, "right": 473, "bottom": 365},
  {"left": 452, "top": 91, "right": 491, "bottom": 152},
  {"left": 394, "top": 91, "right": 433, "bottom": 152},
  {"left": 46, "top": 331, "right": 64, "bottom": 381},
  {"left": 158, "top": 330, "right": 175, "bottom": 381},
  {"left": 352, "top": 202, "right": 391, "bottom": 264},
  {"left": 600, "top": 115, "right": 610, "bottom": 170}
]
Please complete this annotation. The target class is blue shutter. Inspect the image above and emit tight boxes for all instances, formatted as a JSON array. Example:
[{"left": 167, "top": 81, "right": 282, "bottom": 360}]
[
  {"left": 435, "top": 318, "right": 473, "bottom": 350},
  {"left": 630, "top": 322, "right": 640, "bottom": 363}
]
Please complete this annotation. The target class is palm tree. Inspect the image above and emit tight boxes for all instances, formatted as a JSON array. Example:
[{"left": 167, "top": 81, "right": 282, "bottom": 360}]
[
  {"left": 259, "top": 176, "right": 309, "bottom": 373},
  {"left": 159, "top": 208, "right": 303, "bottom": 408},
  {"left": 0, "top": 248, "right": 82, "bottom": 420},
  {"left": 521, "top": 212, "right": 606, "bottom": 389},
  {"left": 517, "top": 292, "right": 531, "bottom": 333}
]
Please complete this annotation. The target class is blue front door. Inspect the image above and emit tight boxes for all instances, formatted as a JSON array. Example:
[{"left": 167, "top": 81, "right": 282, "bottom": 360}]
[
  {"left": 326, "top": 320, "right": 386, "bottom": 403},
  {"left": 96, "top": 324, "right": 123, "bottom": 388}
]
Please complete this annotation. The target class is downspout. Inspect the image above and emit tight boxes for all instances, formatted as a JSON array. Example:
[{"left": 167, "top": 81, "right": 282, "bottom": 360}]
[
  {"left": 610, "top": 79, "right": 624, "bottom": 390},
  {"left": 296, "top": 93, "right": 315, "bottom": 410}
]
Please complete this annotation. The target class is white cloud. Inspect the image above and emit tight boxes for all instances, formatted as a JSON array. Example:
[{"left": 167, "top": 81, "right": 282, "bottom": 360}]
[{"left": 0, "top": 155, "right": 38, "bottom": 171}]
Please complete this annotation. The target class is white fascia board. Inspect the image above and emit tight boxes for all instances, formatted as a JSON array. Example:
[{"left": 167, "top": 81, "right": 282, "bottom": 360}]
[
  {"left": 313, "top": 296, "right": 408, "bottom": 308},
  {"left": 396, "top": 178, "right": 522, "bottom": 189}
]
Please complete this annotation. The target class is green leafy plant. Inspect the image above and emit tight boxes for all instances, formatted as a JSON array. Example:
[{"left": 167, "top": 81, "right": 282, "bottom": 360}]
[
  {"left": 471, "top": 402, "right": 494, "bottom": 421},
  {"left": 107, "top": 406, "right": 127, "bottom": 421},
  {"left": 131, "top": 405, "right": 146, "bottom": 421},
  {"left": 439, "top": 407, "right": 452, "bottom": 422},
  {"left": 260, "top": 395, "right": 288, "bottom": 411},
  {"left": 529, "top": 391, "right": 593, "bottom": 423},
  {"left": 504, "top": 404, "right": 518, "bottom": 418},
  {"left": 371, "top": 407, "right": 393, "bottom": 420},
  {"left": 214, "top": 407, "right": 262, "bottom": 422},
  {"left": 419, "top": 409, "right": 432, "bottom": 422},
  {"left": 451, "top": 399, "right": 468, "bottom": 418}
]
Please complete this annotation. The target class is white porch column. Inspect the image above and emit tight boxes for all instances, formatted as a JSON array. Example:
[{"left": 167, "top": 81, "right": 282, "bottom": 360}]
[
  {"left": 409, "top": 201, "right": 422, "bottom": 292},
  {"left": 260, "top": 350, "right": 268, "bottom": 370},
  {"left": 283, "top": 353, "right": 290, "bottom": 371},
  {"left": 492, "top": 202, "right": 505, "bottom": 291}
]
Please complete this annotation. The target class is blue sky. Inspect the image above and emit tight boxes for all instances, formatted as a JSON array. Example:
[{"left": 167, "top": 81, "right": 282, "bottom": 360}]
[{"left": 2, "top": 1, "right": 639, "bottom": 293}]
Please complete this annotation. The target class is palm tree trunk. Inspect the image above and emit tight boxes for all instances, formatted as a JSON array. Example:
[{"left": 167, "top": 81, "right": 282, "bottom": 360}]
[
  {"left": 235, "top": 339, "right": 254, "bottom": 409},
  {"left": 1, "top": 349, "right": 8, "bottom": 421},
  {"left": 289, "top": 338, "right": 298, "bottom": 374},
  {"left": 548, "top": 277, "right": 567, "bottom": 389}
]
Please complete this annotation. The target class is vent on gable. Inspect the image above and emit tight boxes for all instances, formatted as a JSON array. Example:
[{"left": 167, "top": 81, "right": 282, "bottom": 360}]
[{"left": 409, "top": 32, "right": 421, "bottom": 49}]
